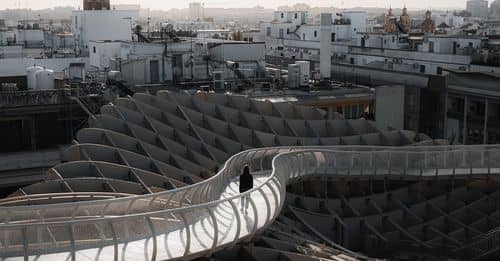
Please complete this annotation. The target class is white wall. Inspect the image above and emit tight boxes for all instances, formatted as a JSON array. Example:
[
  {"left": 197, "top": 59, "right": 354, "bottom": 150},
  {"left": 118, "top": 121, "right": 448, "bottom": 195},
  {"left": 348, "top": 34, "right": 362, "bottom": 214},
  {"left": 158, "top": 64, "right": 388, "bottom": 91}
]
[
  {"left": 343, "top": 47, "right": 472, "bottom": 75},
  {"left": 424, "top": 37, "right": 484, "bottom": 54},
  {"left": 273, "top": 11, "right": 308, "bottom": 25},
  {"left": 332, "top": 63, "right": 429, "bottom": 87},
  {"left": 0, "top": 31, "right": 15, "bottom": 45},
  {"left": 342, "top": 11, "right": 367, "bottom": 38},
  {"left": 90, "top": 41, "right": 169, "bottom": 83},
  {"left": 89, "top": 41, "right": 122, "bottom": 69},
  {"left": 470, "top": 64, "right": 500, "bottom": 74},
  {"left": 0, "top": 57, "right": 90, "bottom": 78},
  {"left": 72, "top": 10, "right": 139, "bottom": 55},
  {"left": 434, "top": 13, "right": 465, "bottom": 28},
  {"left": 50, "top": 34, "right": 76, "bottom": 50},
  {"left": 14, "top": 29, "right": 44, "bottom": 46},
  {"left": 263, "top": 11, "right": 366, "bottom": 43},
  {"left": 111, "top": 55, "right": 171, "bottom": 84},
  {"left": 360, "top": 34, "right": 408, "bottom": 49},
  {"left": 487, "top": 25, "right": 500, "bottom": 35},
  {"left": 0, "top": 46, "right": 23, "bottom": 58},
  {"left": 320, "top": 13, "right": 333, "bottom": 79},
  {"left": 174, "top": 21, "right": 213, "bottom": 31},
  {"left": 333, "top": 25, "right": 352, "bottom": 41},
  {"left": 376, "top": 85, "right": 405, "bottom": 130},
  {"left": 209, "top": 43, "right": 265, "bottom": 62},
  {"left": 197, "top": 30, "right": 230, "bottom": 39},
  {"left": 296, "top": 25, "right": 320, "bottom": 41}
]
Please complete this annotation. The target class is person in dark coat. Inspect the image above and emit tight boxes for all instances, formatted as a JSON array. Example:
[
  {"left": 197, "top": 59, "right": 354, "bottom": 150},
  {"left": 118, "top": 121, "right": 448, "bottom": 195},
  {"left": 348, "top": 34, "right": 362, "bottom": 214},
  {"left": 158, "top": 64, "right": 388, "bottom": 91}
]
[{"left": 239, "top": 165, "right": 253, "bottom": 215}]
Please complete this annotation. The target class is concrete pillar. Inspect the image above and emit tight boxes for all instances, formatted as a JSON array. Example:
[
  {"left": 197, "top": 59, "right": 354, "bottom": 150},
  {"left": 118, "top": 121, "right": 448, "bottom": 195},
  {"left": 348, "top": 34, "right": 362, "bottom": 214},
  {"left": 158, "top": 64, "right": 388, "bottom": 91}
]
[
  {"left": 483, "top": 98, "right": 489, "bottom": 144},
  {"left": 443, "top": 91, "right": 448, "bottom": 140},
  {"left": 328, "top": 107, "right": 334, "bottom": 120},
  {"left": 29, "top": 118, "right": 36, "bottom": 151},
  {"left": 320, "top": 13, "right": 332, "bottom": 80},
  {"left": 463, "top": 96, "right": 468, "bottom": 144}
]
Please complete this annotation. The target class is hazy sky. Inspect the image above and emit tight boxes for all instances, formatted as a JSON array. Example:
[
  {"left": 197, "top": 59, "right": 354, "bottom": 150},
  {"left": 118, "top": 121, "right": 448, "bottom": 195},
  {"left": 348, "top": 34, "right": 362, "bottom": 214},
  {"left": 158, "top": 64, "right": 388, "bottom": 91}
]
[{"left": 2, "top": 0, "right": 493, "bottom": 11}]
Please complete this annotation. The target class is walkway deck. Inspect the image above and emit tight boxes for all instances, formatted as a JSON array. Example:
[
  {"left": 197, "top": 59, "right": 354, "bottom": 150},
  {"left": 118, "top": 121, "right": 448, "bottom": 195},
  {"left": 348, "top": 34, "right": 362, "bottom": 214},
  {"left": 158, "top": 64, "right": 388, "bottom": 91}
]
[
  {"left": 4, "top": 174, "right": 278, "bottom": 261},
  {"left": 2, "top": 146, "right": 500, "bottom": 261}
]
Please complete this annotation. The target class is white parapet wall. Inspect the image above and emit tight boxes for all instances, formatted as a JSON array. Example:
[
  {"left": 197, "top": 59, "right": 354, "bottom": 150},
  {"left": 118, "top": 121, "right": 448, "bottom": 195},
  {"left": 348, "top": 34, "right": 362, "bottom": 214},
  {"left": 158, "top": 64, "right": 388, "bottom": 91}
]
[{"left": 0, "top": 57, "right": 90, "bottom": 78}]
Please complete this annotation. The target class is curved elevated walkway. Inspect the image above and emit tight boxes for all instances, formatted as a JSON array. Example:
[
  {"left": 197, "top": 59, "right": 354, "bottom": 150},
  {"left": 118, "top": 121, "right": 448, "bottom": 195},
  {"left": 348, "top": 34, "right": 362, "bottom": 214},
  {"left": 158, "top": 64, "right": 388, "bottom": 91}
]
[
  {"left": 1, "top": 92, "right": 497, "bottom": 260},
  {"left": 2, "top": 146, "right": 500, "bottom": 260}
]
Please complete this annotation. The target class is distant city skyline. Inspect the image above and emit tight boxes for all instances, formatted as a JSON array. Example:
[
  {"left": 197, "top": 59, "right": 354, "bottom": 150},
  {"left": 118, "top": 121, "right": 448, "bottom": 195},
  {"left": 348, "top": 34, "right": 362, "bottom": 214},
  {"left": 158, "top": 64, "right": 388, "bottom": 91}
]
[{"left": 1, "top": 0, "right": 496, "bottom": 11}]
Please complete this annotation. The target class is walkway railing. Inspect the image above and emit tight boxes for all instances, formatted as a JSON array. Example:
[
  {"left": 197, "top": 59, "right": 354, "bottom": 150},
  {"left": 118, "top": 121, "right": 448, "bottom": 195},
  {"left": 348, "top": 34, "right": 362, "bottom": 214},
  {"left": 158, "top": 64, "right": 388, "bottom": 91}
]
[
  {"left": 1, "top": 145, "right": 500, "bottom": 260},
  {"left": 452, "top": 227, "right": 500, "bottom": 260}
]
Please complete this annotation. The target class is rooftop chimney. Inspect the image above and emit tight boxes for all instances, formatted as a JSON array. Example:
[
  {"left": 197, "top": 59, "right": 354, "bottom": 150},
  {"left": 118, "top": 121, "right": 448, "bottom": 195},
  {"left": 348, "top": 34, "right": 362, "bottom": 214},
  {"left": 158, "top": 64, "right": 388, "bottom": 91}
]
[{"left": 83, "top": 0, "right": 111, "bottom": 10}]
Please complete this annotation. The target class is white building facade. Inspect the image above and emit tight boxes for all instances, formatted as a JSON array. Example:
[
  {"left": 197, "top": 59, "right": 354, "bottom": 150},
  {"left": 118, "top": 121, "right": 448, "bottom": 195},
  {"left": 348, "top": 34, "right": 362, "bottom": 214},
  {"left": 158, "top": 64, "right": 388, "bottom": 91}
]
[
  {"left": 72, "top": 9, "right": 139, "bottom": 56},
  {"left": 260, "top": 10, "right": 500, "bottom": 79},
  {"left": 89, "top": 39, "right": 266, "bottom": 86}
]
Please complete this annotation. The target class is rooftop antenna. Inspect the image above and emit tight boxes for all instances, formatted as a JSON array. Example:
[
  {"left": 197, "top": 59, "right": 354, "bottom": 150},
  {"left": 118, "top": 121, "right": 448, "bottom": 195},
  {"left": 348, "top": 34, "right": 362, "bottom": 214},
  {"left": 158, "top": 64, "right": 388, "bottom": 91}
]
[{"left": 147, "top": 9, "right": 151, "bottom": 39}]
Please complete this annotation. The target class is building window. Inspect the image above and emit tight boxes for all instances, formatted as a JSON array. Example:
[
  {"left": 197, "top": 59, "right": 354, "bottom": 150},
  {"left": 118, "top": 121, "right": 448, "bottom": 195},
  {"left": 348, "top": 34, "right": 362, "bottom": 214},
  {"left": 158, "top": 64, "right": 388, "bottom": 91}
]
[
  {"left": 331, "top": 33, "right": 336, "bottom": 42},
  {"left": 420, "top": 65, "right": 426, "bottom": 73},
  {"left": 279, "top": 28, "right": 284, "bottom": 39},
  {"left": 295, "top": 13, "right": 298, "bottom": 19},
  {"left": 314, "top": 31, "right": 317, "bottom": 38},
  {"left": 302, "top": 33, "right": 305, "bottom": 40},
  {"left": 281, "top": 13, "right": 284, "bottom": 19},
  {"left": 93, "top": 46, "right": 96, "bottom": 53},
  {"left": 266, "top": 27, "right": 271, "bottom": 36}
]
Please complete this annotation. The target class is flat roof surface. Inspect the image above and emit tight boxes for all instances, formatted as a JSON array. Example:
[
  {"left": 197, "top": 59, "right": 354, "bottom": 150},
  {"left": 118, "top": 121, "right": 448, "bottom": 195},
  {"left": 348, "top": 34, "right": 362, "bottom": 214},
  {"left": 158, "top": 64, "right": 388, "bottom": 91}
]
[{"left": 249, "top": 87, "right": 374, "bottom": 104}]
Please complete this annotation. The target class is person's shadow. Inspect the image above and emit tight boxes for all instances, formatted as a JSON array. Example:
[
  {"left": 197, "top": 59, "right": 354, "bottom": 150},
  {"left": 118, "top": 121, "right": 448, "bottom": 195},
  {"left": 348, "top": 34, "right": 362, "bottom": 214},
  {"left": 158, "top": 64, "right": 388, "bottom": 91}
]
[{"left": 243, "top": 211, "right": 255, "bottom": 234}]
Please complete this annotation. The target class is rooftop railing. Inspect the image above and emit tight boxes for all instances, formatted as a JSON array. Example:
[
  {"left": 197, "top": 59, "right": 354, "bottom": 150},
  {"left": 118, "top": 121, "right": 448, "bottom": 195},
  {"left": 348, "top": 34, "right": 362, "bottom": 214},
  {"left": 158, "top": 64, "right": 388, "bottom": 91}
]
[{"left": 0, "top": 88, "right": 103, "bottom": 108}]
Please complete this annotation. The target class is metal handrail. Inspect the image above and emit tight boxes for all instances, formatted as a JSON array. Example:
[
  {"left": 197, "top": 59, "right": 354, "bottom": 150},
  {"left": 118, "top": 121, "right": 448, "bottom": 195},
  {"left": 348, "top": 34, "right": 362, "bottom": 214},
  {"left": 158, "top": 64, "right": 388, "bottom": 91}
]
[
  {"left": 0, "top": 192, "right": 132, "bottom": 205},
  {"left": 1, "top": 146, "right": 497, "bottom": 224},
  {"left": 2, "top": 144, "right": 497, "bottom": 212},
  {"left": 1, "top": 146, "right": 497, "bottom": 225},
  {"left": 0, "top": 148, "right": 284, "bottom": 228},
  {"left": 452, "top": 226, "right": 500, "bottom": 257},
  {"left": 1, "top": 145, "right": 500, "bottom": 260}
]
